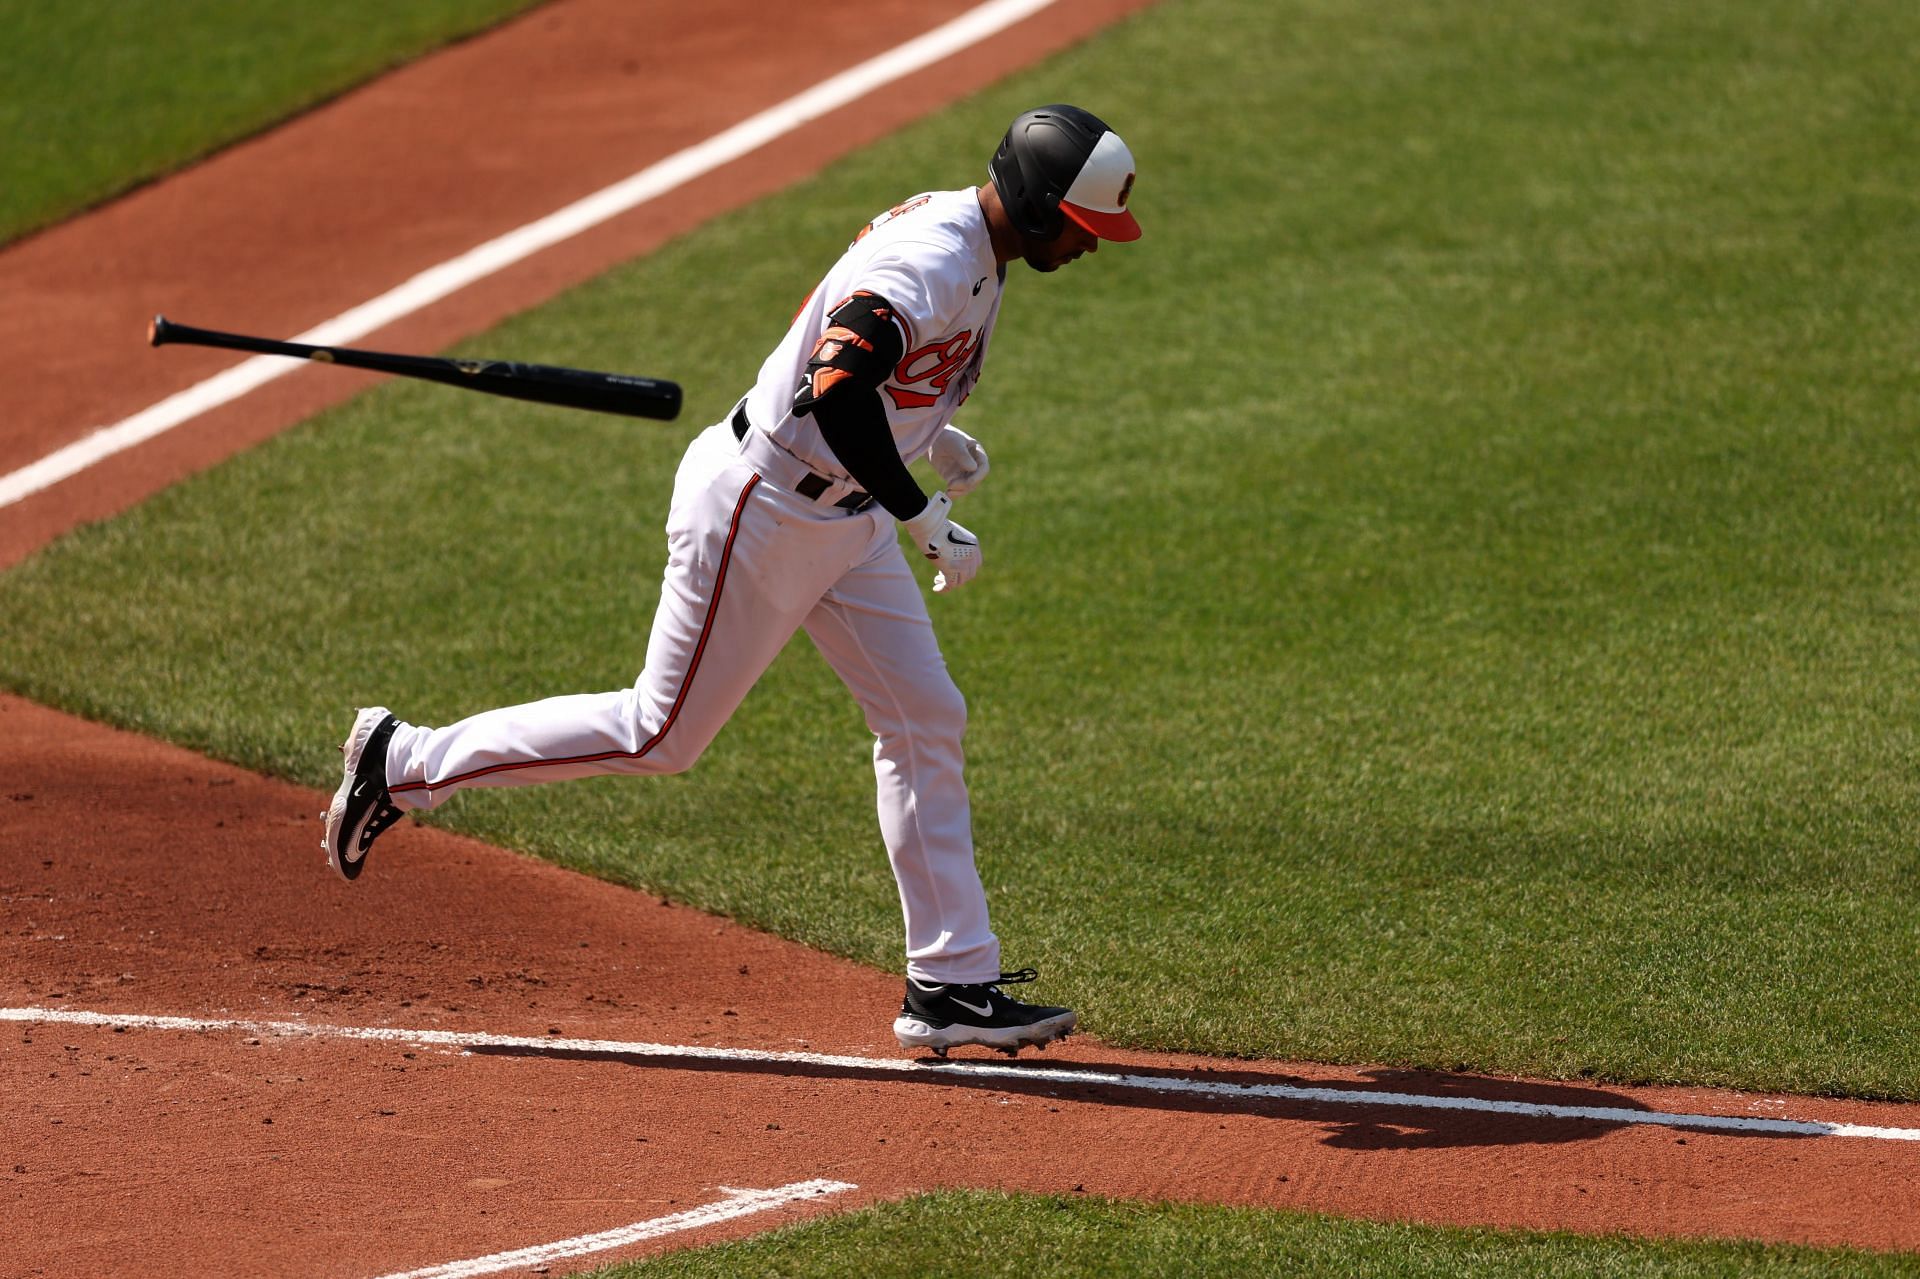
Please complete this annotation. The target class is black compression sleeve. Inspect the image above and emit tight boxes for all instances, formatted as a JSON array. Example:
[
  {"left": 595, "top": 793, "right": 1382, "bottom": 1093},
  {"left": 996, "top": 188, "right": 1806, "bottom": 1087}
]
[
  {"left": 814, "top": 392, "right": 928, "bottom": 520},
  {"left": 790, "top": 291, "right": 927, "bottom": 520}
]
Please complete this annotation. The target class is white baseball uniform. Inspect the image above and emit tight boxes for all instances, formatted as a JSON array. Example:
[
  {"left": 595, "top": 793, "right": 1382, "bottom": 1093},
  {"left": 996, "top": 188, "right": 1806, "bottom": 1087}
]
[{"left": 381, "top": 187, "right": 1006, "bottom": 984}]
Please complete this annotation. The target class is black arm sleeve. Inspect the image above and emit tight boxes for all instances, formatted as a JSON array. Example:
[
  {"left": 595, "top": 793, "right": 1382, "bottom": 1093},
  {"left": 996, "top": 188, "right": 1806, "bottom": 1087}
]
[
  {"left": 814, "top": 392, "right": 927, "bottom": 521},
  {"left": 790, "top": 292, "right": 928, "bottom": 521}
]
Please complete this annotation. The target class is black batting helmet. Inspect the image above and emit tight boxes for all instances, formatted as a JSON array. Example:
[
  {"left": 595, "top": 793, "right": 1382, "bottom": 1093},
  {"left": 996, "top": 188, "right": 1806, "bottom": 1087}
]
[{"left": 989, "top": 105, "right": 1141, "bottom": 243}]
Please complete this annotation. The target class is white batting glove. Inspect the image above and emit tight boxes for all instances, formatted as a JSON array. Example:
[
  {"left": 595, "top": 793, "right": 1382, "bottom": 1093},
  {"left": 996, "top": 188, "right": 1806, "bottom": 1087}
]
[
  {"left": 901, "top": 491, "right": 981, "bottom": 593},
  {"left": 928, "top": 425, "right": 990, "bottom": 499}
]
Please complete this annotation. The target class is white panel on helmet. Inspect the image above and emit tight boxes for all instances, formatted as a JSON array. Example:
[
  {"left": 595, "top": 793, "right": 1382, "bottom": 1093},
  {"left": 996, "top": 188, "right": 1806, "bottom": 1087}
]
[{"left": 1061, "top": 130, "right": 1137, "bottom": 214}]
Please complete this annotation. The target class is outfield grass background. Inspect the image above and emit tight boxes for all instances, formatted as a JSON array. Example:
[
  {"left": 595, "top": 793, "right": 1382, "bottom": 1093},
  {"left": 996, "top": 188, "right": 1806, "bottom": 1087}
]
[
  {"left": 0, "top": 0, "right": 541, "bottom": 245},
  {"left": 5, "top": 0, "right": 1919, "bottom": 1111}
]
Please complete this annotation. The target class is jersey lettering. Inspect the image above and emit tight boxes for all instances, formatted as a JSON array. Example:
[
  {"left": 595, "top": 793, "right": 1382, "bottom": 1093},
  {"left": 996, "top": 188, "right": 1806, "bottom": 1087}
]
[
  {"left": 853, "top": 195, "right": 933, "bottom": 245},
  {"left": 885, "top": 330, "right": 977, "bottom": 411},
  {"left": 750, "top": 189, "right": 1001, "bottom": 470}
]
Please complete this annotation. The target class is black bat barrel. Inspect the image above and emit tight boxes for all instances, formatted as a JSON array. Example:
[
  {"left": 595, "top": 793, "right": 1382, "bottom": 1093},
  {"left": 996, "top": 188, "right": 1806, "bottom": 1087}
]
[{"left": 148, "top": 315, "right": 682, "bottom": 422}]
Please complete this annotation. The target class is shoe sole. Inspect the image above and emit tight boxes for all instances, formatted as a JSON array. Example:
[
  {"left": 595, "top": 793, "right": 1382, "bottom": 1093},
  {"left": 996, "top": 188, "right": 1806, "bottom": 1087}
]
[
  {"left": 322, "top": 706, "right": 393, "bottom": 881},
  {"left": 892, "top": 1009, "right": 1076, "bottom": 1057}
]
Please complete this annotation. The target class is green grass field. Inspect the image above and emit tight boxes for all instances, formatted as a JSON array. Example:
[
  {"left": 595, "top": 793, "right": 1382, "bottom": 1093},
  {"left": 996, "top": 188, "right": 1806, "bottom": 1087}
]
[
  {"left": 5, "top": 0, "right": 1918, "bottom": 1105},
  {"left": 9, "top": 0, "right": 1920, "bottom": 1270},
  {"left": 0, "top": 0, "right": 540, "bottom": 244},
  {"left": 583, "top": 1191, "right": 1920, "bottom": 1278}
]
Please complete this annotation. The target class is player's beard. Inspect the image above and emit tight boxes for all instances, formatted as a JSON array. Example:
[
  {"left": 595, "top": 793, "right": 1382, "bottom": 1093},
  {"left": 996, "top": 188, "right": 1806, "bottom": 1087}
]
[
  {"left": 1023, "top": 242, "right": 1083, "bottom": 272},
  {"left": 1021, "top": 223, "right": 1094, "bottom": 272}
]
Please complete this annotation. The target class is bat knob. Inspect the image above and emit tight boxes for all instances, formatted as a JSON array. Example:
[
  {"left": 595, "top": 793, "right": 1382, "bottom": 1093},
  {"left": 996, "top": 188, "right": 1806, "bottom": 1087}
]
[{"left": 148, "top": 314, "right": 170, "bottom": 347}]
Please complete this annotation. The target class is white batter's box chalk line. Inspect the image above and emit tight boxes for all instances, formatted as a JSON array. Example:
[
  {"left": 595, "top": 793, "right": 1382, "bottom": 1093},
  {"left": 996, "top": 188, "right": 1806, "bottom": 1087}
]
[
  {"left": 7, "top": 1006, "right": 1919, "bottom": 1144},
  {"left": 367, "top": 1180, "right": 857, "bottom": 1279},
  {"left": 0, "top": 0, "right": 1059, "bottom": 511}
]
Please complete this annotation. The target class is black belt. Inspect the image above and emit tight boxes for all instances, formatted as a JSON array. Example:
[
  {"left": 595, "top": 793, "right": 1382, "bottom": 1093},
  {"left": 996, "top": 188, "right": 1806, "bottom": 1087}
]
[{"left": 731, "top": 404, "right": 875, "bottom": 512}]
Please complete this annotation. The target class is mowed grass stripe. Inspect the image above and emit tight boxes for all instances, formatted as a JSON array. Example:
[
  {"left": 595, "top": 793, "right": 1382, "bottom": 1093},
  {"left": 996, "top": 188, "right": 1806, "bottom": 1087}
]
[
  {"left": 582, "top": 1190, "right": 1920, "bottom": 1278},
  {"left": 3, "top": 0, "right": 1918, "bottom": 1099},
  {"left": 0, "top": 0, "right": 543, "bottom": 245}
]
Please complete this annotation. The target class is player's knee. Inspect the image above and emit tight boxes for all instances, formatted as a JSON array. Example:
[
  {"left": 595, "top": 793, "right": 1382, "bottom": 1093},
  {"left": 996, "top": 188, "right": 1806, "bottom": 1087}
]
[
  {"left": 643, "top": 729, "right": 710, "bottom": 776},
  {"left": 862, "top": 675, "right": 966, "bottom": 745},
  {"left": 621, "top": 691, "right": 712, "bottom": 776},
  {"left": 918, "top": 677, "right": 967, "bottom": 742}
]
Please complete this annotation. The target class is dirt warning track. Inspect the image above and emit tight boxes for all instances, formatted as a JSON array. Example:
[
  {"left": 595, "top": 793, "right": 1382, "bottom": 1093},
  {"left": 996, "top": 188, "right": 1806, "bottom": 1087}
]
[{"left": 5, "top": 1, "right": 1920, "bottom": 1275}]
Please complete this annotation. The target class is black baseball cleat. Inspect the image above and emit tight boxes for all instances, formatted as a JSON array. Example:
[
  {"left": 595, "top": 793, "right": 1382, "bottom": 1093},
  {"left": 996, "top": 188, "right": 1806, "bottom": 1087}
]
[
  {"left": 893, "top": 967, "right": 1076, "bottom": 1057},
  {"left": 321, "top": 707, "right": 403, "bottom": 881}
]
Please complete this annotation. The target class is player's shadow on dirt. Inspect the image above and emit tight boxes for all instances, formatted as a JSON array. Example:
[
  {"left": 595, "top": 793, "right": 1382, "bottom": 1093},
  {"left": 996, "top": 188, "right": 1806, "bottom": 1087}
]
[
  {"left": 1267, "top": 1068, "right": 1662, "bottom": 1152},
  {"left": 464, "top": 1044, "right": 1788, "bottom": 1152}
]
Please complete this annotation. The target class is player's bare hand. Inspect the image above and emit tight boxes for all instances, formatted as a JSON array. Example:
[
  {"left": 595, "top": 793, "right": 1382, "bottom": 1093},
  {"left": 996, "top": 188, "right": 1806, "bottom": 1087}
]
[
  {"left": 929, "top": 425, "right": 990, "bottom": 498},
  {"left": 902, "top": 491, "right": 981, "bottom": 593}
]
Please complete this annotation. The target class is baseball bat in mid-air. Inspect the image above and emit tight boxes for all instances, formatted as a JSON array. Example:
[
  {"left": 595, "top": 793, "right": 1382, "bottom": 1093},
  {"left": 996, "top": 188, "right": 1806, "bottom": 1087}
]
[{"left": 147, "top": 315, "right": 683, "bottom": 422}]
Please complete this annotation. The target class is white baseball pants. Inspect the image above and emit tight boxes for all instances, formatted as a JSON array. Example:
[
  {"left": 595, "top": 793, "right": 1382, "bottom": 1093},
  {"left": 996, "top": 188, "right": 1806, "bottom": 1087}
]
[{"left": 382, "top": 420, "right": 1000, "bottom": 984}]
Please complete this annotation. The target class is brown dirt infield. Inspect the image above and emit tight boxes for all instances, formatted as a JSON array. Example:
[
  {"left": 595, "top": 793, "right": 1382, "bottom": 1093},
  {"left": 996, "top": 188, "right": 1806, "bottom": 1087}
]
[
  {"left": 5, "top": 2, "right": 1920, "bottom": 1275},
  {"left": 10, "top": 690, "right": 1920, "bottom": 1276}
]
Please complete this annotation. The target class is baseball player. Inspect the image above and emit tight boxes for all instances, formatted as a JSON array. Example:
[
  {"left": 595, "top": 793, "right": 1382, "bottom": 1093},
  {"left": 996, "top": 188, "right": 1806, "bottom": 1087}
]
[{"left": 324, "top": 105, "right": 1141, "bottom": 1056}]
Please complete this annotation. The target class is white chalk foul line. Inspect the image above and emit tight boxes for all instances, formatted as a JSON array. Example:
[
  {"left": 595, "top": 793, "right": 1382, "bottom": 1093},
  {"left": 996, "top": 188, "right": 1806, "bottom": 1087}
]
[
  {"left": 0, "top": 0, "right": 1057, "bottom": 511},
  {"left": 367, "top": 1180, "right": 855, "bottom": 1279},
  {"left": 8, "top": 1006, "right": 1919, "bottom": 1144}
]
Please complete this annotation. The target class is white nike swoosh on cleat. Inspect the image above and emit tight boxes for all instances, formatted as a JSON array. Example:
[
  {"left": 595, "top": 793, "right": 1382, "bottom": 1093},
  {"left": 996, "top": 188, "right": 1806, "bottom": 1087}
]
[{"left": 952, "top": 997, "right": 993, "bottom": 1018}]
